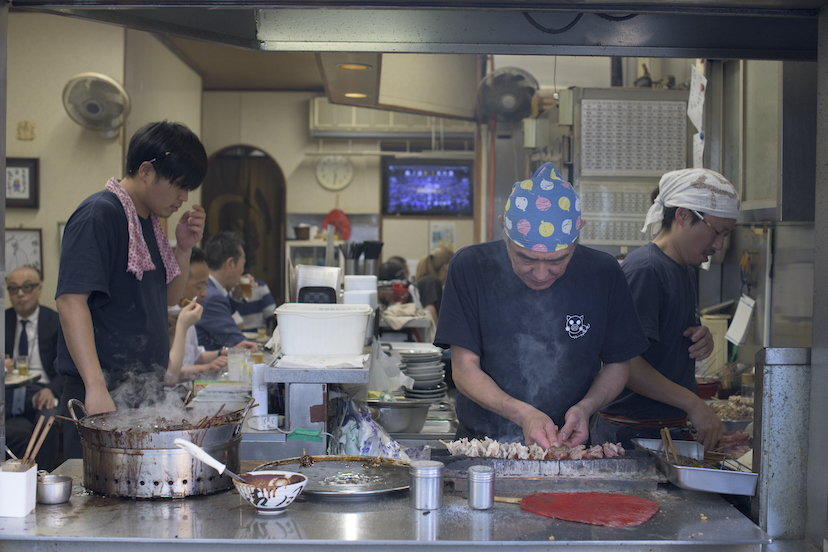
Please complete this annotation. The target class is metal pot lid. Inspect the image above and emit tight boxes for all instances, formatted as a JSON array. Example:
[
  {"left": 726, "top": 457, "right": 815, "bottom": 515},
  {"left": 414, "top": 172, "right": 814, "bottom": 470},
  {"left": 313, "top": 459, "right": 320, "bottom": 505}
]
[
  {"left": 255, "top": 455, "right": 410, "bottom": 500},
  {"left": 366, "top": 399, "right": 432, "bottom": 409}
]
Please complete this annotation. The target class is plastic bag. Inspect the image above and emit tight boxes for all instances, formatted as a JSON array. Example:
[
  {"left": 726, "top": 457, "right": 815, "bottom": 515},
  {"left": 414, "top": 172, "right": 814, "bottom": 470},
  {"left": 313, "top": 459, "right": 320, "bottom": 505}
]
[
  {"left": 330, "top": 400, "right": 411, "bottom": 462},
  {"left": 368, "top": 340, "right": 414, "bottom": 394}
]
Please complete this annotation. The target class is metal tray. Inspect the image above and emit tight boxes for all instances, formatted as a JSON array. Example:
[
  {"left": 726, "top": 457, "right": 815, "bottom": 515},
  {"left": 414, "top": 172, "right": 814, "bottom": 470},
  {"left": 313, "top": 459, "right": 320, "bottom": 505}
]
[
  {"left": 255, "top": 455, "right": 410, "bottom": 501},
  {"left": 632, "top": 439, "right": 757, "bottom": 496},
  {"left": 631, "top": 438, "right": 704, "bottom": 460}
]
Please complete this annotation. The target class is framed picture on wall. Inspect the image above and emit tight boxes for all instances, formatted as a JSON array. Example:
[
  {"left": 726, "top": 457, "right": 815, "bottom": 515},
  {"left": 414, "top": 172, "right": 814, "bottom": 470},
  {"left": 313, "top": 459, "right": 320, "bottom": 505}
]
[
  {"left": 6, "top": 158, "right": 39, "bottom": 209},
  {"left": 5, "top": 228, "right": 43, "bottom": 277}
]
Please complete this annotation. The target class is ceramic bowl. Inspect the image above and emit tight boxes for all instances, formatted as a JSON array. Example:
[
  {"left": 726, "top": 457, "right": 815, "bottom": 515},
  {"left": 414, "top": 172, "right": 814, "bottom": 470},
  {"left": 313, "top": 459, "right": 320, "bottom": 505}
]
[{"left": 234, "top": 471, "right": 307, "bottom": 515}]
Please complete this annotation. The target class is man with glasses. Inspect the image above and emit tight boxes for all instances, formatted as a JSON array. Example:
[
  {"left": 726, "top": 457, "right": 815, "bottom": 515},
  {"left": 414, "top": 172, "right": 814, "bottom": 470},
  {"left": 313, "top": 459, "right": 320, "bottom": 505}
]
[
  {"left": 55, "top": 121, "right": 207, "bottom": 458},
  {"left": 593, "top": 168, "right": 739, "bottom": 451},
  {"left": 4, "top": 265, "right": 61, "bottom": 469}
]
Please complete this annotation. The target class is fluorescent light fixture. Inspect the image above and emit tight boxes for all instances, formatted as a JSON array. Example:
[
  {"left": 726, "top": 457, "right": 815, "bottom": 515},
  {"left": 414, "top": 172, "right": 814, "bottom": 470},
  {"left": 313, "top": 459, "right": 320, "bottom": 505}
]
[{"left": 344, "top": 92, "right": 368, "bottom": 98}]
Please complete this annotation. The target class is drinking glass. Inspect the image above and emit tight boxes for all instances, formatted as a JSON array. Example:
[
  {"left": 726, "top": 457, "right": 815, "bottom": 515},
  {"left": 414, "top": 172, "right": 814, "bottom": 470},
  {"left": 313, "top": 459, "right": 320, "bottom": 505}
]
[{"left": 16, "top": 356, "right": 29, "bottom": 377}]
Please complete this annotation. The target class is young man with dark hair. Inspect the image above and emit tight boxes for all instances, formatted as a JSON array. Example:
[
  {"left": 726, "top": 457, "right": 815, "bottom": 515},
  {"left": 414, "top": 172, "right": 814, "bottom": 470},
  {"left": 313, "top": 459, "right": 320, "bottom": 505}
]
[
  {"left": 56, "top": 121, "right": 208, "bottom": 458},
  {"left": 196, "top": 232, "right": 258, "bottom": 351}
]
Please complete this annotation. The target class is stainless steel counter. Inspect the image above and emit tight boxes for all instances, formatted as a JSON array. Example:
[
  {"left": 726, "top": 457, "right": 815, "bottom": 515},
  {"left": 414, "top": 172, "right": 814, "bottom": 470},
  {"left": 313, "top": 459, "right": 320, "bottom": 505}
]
[{"left": 0, "top": 460, "right": 773, "bottom": 551}]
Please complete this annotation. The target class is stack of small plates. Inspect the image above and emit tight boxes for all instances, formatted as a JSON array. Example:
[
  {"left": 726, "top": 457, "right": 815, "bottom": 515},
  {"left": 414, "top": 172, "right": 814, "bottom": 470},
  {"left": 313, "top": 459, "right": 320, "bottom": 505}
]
[{"left": 397, "top": 346, "right": 446, "bottom": 400}]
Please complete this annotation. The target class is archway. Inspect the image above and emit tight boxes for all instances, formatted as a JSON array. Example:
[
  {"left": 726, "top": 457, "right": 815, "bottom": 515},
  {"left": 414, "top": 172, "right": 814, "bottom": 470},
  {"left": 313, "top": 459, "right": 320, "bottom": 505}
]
[{"left": 201, "top": 146, "right": 287, "bottom": 304}]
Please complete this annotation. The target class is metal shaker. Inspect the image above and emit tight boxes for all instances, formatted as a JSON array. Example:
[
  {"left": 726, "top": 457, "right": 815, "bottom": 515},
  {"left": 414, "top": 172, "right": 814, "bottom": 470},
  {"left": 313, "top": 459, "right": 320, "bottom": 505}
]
[
  {"left": 467, "top": 465, "right": 495, "bottom": 510},
  {"left": 409, "top": 460, "right": 444, "bottom": 510}
]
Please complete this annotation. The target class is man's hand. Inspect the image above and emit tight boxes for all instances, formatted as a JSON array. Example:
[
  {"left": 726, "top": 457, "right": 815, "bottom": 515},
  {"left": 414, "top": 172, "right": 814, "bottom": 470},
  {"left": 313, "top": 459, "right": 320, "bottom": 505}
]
[
  {"left": 557, "top": 403, "right": 591, "bottom": 447},
  {"left": 84, "top": 382, "right": 116, "bottom": 415},
  {"left": 685, "top": 325, "right": 713, "bottom": 360},
  {"left": 4, "top": 357, "right": 13, "bottom": 371},
  {"left": 518, "top": 407, "right": 560, "bottom": 450},
  {"left": 33, "top": 387, "right": 56, "bottom": 411},
  {"left": 234, "top": 340, "right": 259, "bottom": 351},
  {"left": 231, "top": 274, "right": 258, "bottom": 300},
  {"left": 687, "top": 399, "right": 723, "bottom": 451},
  {"left": 207, "top": 355, "right": 228, "bottom": 371},
  {"left": 175, "top": 204, "right": 205, "bottom": 252}
]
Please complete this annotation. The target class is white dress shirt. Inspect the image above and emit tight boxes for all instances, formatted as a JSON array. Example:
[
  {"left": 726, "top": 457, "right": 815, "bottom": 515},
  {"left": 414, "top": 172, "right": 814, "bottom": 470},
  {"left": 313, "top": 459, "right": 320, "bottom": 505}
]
[{"left": 14, "top": 306, "right": 48, "bottom": 384}]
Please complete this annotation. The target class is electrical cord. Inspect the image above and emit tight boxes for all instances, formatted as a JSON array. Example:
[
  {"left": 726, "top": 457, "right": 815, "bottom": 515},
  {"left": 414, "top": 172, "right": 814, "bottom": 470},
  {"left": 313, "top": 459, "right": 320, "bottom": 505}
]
[
  {"left": 522, "top": 12, "right": 638, "bottom": 35},
  {"left": 595, "top": 13, "right": 638, "bottom": 21},
  {"left": 522, "top": 12, "right": 583, "bottom": 34}
]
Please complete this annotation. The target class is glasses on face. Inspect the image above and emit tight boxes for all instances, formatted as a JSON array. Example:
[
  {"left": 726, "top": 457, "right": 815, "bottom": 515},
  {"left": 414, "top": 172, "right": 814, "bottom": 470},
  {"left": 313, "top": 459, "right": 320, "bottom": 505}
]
[
  {"left": 690, "top": 210, "right": 729, "bottom": 238},
  {"left": 7, "top": 283, "right": 40, "bottom": 295}
]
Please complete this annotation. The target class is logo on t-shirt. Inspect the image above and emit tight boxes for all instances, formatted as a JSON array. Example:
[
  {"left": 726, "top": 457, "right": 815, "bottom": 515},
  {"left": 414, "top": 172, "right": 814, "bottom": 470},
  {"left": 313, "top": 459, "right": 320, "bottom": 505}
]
[{"left": 565, "top": 314, "right": 590, "bottom": 339}]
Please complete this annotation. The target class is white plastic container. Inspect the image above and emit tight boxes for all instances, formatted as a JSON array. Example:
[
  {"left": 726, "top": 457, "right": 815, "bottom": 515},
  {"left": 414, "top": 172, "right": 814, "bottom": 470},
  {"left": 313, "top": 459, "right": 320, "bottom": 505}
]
[
  {"left": 0, "top": 461, "right": 36, "bottom": 517},
  {"left": 344, "top": 275, "right": 377, "bottom": 292},
  {"left": 275, "top": 303, "right": 373, "bottom": 356}
]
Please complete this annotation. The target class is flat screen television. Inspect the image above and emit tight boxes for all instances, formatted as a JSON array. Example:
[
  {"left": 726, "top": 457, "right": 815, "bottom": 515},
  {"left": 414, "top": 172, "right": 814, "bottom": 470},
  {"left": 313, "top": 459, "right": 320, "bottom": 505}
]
[{"left": 382, "top": 158, "right": 474, "bottom": 217}]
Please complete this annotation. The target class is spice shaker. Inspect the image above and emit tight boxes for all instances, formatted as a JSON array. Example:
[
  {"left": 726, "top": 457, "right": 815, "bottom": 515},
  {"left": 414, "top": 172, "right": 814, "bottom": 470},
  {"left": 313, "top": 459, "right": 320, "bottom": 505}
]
[
  {"left": 409, "top": 460, "right": 444, "bottom": 510},
  {"left": 467, "top": 465, "right": 495, "bottom": 510}
]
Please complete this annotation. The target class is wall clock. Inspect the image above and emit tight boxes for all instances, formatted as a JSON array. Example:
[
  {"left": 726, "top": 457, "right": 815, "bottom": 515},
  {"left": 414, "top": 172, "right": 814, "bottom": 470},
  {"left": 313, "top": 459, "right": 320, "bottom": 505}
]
[{"left": 315, "top": 155, "right": 354, "bottom": 191}]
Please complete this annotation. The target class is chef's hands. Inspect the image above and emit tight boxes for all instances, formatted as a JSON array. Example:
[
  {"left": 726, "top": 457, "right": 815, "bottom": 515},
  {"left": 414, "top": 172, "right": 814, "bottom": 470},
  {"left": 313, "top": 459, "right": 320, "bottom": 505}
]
[
  {"left": 85, "top": 382, "right": 116, "bottom": 416},
  {"left": 687, "top": 399, "right": 722, "bottom": 451},
  {"left": 175, "top": 204, "right": 205, "bottom": 252},
  {"left": 685, "top": 325, "right": 713, "bottom": 360},
  {"left": 519, "top": 407, "right": 561, "bottom": 450},
  {"left": 558, "top": 403, "right": 591, "bottom": 447}
]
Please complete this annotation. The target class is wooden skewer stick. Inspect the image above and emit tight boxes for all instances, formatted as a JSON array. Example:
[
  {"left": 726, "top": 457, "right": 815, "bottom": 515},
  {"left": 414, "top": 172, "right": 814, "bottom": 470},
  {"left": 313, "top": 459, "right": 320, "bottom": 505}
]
[
  {"left": 27, "top": 416, "right": 55, "bottom": 463},
  {"left": 23, "top": 415, "right": 45, "bottom": 462},
  {"left": 663, "top": 427, "right": 679, "bottom": 463}
]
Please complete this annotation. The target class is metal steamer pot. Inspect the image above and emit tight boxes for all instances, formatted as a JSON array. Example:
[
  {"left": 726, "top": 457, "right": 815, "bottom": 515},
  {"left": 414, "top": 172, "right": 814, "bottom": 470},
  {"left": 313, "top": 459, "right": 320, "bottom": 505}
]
[{"left": 68, "top": 398, "right": 253, "bottom": 499}]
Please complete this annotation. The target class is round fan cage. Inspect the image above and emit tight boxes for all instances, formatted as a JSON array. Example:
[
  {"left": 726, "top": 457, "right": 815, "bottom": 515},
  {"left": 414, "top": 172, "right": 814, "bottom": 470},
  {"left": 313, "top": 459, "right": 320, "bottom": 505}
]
[
  {"left": 477, "top": 67, "right": 539, "bottom": 121},
  {"left": 62, "top": 72, "right": 131, "bottom": 136}
]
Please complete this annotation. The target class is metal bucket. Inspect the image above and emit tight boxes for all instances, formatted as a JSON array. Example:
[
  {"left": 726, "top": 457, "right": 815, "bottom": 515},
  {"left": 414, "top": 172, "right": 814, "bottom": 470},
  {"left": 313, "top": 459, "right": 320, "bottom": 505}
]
[{"left": 68, "top": 399, "right": 252, "bottom": 498}]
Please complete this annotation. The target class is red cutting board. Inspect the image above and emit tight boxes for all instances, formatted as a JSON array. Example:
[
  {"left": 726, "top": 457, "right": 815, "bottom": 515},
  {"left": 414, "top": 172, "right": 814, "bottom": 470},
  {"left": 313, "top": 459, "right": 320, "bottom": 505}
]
[{"left": 520, "top": 493, "right": 659, "bottom": 527}]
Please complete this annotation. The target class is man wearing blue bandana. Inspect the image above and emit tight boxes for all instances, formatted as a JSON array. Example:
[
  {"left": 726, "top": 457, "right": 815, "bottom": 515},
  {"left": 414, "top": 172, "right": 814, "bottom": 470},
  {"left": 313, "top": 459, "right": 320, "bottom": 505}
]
[{"left": 435, "top": 162, "right": 649, "bottom": 449}]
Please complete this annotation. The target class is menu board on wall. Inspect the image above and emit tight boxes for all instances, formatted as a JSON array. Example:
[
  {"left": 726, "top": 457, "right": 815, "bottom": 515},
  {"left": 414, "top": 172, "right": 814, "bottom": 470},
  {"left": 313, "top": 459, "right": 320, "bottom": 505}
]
[{"left": 580, "top": 100, "right": 687, "bottom": 176}]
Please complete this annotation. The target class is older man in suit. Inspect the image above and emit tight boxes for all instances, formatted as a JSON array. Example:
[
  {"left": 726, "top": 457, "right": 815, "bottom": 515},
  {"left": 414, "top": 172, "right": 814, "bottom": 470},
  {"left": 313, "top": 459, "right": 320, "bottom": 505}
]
[{"left": 5, "top": 265, "right": 62, "bottom": 470}]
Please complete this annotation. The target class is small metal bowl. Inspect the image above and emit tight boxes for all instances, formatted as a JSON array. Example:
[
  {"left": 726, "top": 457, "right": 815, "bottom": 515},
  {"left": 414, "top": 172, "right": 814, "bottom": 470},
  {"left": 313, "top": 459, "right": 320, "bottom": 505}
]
[{"left": 36, "top": 475, "right": 73, "bottom": 504}]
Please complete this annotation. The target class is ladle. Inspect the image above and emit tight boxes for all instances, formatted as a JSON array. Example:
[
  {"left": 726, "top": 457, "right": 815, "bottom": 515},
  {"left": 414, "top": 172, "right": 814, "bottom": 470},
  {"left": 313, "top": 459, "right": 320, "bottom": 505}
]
[{"left": 174, "top": 438, "right": 250, "bottom": 484}]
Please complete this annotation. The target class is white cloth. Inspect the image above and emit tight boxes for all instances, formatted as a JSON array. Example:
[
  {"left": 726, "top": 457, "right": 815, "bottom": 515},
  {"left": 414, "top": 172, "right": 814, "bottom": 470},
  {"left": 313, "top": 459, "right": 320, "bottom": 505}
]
[
  {"left": 14, "top": 306, "right": 47, "bottom": 384},
  {"left": 184, "top": 325, "right": 205, "bottom": 367},
  {"left": 642, "top": 168, "right": 740, "bottom": 234}
]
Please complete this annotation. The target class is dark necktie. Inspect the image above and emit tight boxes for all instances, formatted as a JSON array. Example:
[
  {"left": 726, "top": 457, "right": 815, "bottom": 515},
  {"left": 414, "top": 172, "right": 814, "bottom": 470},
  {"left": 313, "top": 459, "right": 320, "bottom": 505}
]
[{"left": 18, "top": 319, "right": 28, "bottom": 357}]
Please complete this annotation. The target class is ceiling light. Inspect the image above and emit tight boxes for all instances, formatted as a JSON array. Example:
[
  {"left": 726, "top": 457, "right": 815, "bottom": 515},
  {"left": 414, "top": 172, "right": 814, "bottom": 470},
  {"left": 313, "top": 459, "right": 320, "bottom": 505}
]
[
  {"left": 337, "top": 63, "right": 372, "bottom": 71},
  {"left": 344, "top": 93, "right": 368, "bottom": 98}
]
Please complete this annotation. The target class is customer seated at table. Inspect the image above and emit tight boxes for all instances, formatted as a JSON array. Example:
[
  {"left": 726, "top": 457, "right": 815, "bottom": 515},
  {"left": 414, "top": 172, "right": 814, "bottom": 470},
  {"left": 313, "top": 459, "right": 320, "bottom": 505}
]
[
  {"left": 414, "top": 247, "right": 454, "bottom": 324},
  {"left": 4, "top": 265, "right": 62, "bottom": 470},
  {"left": 228, "top": 275, "right": 276, "bottom": 332},
  {"left": 166, "top": 247, "right": 228, "bottom": 385},
  {"left": 386, "top": 256, "right": 411, "bottom": 282},
  {"left": 195, "top": 232, "right": 259, "bottom": 352}
]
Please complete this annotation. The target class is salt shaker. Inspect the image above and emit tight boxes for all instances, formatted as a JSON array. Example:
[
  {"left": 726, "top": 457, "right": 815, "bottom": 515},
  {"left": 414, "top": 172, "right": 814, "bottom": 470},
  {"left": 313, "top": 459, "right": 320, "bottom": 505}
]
[
  {"left": 409, "top": 460, "right": 444, "bottom": 510},
  {"left": 467, "top": 465, "right": 495, "bottom": 510}
]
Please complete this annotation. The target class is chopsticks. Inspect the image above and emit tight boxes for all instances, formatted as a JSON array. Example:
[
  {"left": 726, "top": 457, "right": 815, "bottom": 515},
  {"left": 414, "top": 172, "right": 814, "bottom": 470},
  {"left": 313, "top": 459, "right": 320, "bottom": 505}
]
[
  {"left": 660, "top": 427, "right": 679, "bottom": 463},
  {"left": 22, "top": 414, "right": 55, "bottom": 465}
]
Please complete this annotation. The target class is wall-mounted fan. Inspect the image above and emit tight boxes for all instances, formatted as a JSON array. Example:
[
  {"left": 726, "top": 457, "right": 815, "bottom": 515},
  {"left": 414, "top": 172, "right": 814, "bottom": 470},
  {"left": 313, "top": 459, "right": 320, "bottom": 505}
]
[
  {"left": 477, "top": 67, "right": 539, "bottom": 121},
  {"left": 62, "top": 72, "right": 131, "bottom": 137}
]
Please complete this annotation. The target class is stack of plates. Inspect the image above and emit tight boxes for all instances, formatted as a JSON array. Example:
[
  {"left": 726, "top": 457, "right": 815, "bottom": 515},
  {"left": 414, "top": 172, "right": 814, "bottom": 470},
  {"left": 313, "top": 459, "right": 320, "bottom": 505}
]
[{"left": 397, "top": 345, "right": 446, "bottom": 400}]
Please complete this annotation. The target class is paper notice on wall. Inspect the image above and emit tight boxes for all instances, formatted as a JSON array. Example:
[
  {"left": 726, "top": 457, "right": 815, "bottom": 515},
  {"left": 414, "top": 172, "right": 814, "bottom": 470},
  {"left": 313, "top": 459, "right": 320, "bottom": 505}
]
[
  {"left": 725, "top": 295, "right": 756, "bottom": 346},
  {"left": 693, "top": 132, "right": 704, "bottom": 168},
  {"left": 687, "top": 65, "right": 707, "bottom": 132}
]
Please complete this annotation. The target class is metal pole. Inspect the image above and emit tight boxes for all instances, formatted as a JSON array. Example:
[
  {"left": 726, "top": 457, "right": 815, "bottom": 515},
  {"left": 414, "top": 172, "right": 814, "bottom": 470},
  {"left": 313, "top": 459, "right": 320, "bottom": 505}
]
[{"left": 0, "top": 0, "right": 8, "bottom": 460}]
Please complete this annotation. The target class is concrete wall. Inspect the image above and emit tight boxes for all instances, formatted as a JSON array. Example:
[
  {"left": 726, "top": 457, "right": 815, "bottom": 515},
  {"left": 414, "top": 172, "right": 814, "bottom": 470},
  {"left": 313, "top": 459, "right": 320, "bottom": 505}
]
[
  {"left": 4, "top": 14, "right": 203, "bottom": 311},
  {"left": 5, "top": 13, "right": 124, "bottom": 310},
  {"left": 201, "top": 90, "right": 476, "bottom": 263}
]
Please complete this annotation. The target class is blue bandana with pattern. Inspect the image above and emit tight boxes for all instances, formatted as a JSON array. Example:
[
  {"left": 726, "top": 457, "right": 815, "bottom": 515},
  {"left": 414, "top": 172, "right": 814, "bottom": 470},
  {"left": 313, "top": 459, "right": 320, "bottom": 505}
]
[{"left": 503, "top": 162, "right": 583, "bottom": 252}]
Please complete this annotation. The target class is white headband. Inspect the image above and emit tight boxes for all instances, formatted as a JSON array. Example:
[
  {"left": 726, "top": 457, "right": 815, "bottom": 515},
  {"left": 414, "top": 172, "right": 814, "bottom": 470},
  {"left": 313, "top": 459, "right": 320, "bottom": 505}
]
[{"left": 642, "top": 169, "right": 740, "bottom": 234}]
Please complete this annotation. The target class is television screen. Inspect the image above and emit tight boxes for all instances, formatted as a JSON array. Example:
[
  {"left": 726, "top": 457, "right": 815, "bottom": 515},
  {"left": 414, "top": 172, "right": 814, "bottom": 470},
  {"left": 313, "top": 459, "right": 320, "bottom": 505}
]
[{"left": 382, "top": 158, "right": 474, "bottom": 217}]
